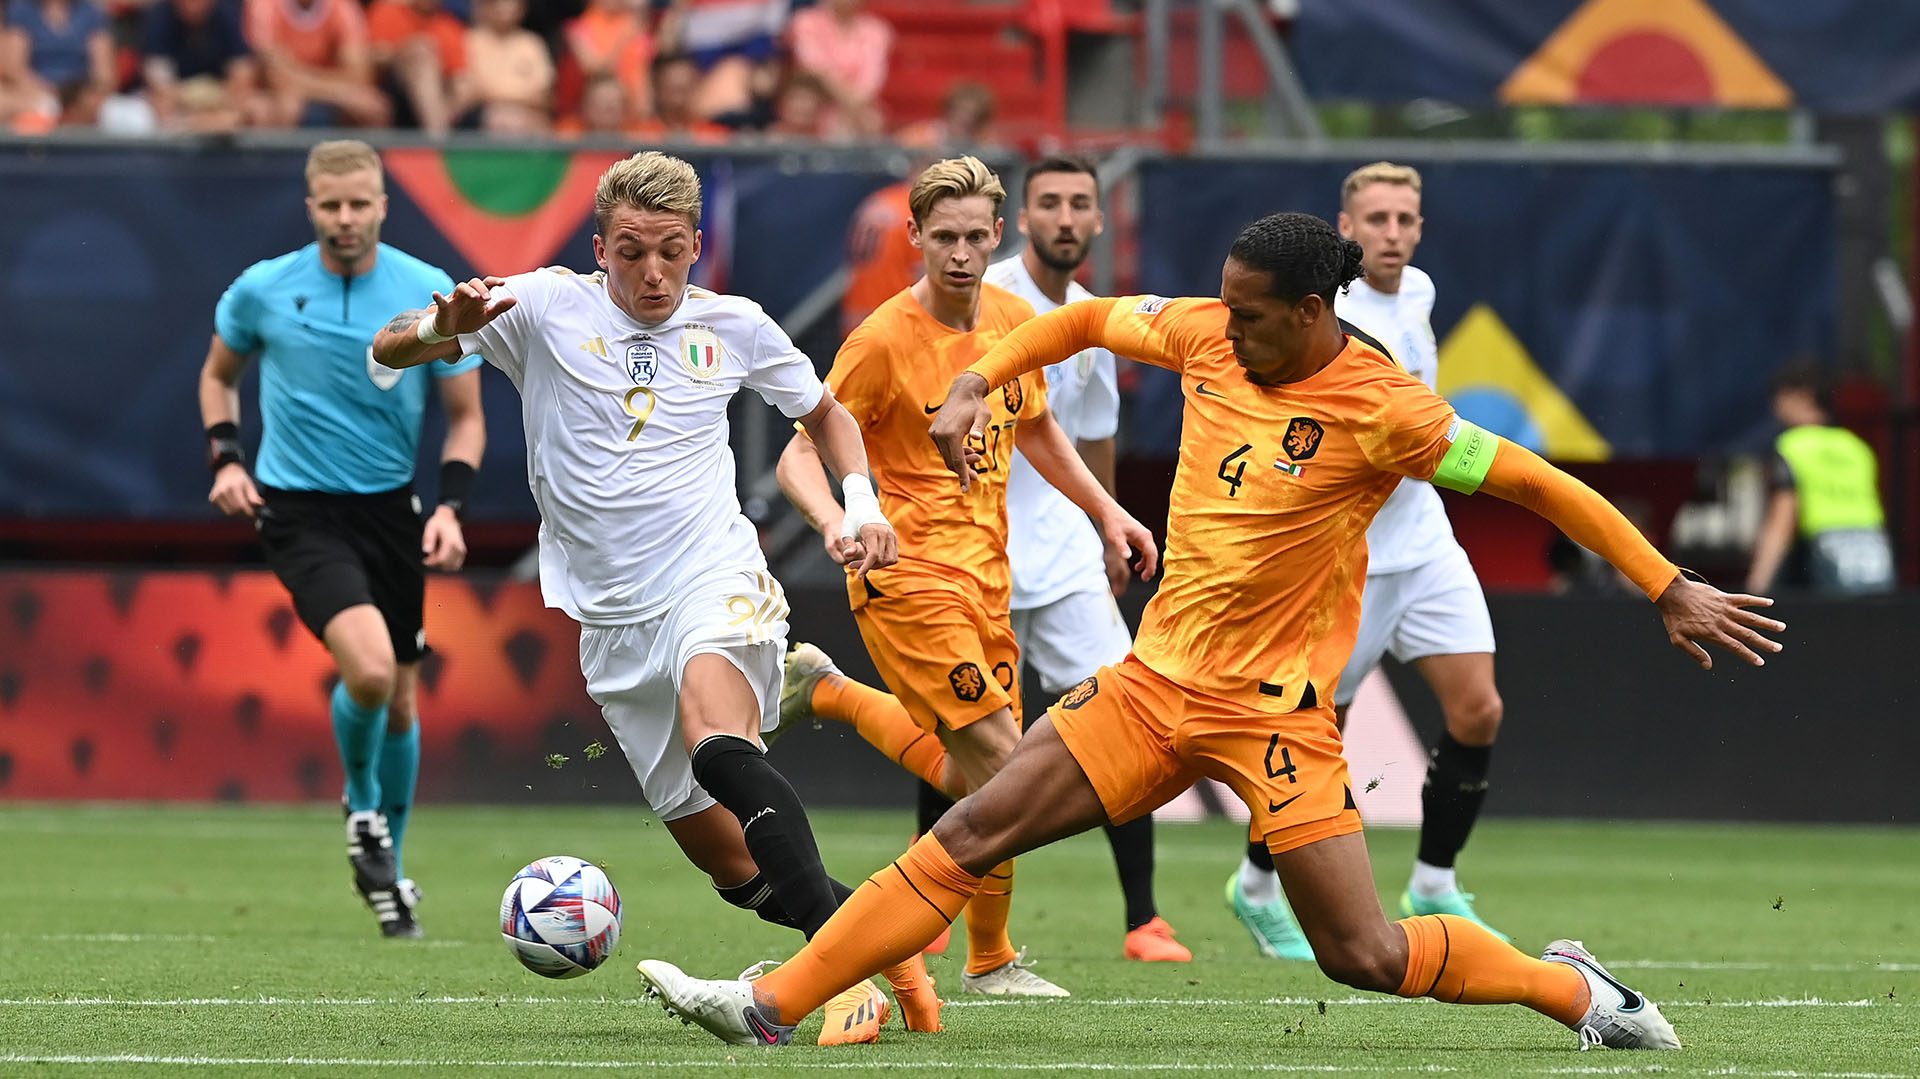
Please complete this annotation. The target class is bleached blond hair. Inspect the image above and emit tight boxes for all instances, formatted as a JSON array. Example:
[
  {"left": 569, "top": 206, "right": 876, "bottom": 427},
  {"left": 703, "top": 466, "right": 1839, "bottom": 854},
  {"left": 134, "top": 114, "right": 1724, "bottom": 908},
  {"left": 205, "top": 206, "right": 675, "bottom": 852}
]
[
  {"left": 1341, "top": 161, "right": 1422, "bottom": 206},
  {"left": 305, "top": 140, "right": 383, "bottom": 190},
  {"left": 595, "top": 151, "right": 702, "bottom": 233},
  {"left": 908, "top": 155, "right": 1006, "bottom": 226}
]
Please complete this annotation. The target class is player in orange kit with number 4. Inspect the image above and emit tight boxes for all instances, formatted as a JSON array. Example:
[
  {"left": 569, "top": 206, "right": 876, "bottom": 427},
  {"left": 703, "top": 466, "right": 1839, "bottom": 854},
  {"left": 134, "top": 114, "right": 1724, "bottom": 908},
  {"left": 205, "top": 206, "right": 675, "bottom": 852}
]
[{"left": 636, "top": 211, "right": 1781, "bottom": 1052}]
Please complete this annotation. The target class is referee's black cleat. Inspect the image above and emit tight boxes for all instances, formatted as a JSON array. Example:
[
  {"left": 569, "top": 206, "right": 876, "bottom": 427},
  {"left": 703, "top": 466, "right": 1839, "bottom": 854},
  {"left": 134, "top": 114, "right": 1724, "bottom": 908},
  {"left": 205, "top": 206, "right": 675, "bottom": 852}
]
[
  {"left": 379, "top": 878, "right": 424, "bottom": 939},
  {"left": 345, "top": 809, "right": 399, "bottom": 919}
]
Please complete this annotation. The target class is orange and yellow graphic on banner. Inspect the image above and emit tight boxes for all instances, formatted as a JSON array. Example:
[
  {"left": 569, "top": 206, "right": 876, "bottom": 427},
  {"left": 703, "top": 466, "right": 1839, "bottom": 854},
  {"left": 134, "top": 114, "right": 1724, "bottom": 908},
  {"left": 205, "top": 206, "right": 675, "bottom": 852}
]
[{"left": 1500, "top": 0, "right": 1790, "bottom": 107}]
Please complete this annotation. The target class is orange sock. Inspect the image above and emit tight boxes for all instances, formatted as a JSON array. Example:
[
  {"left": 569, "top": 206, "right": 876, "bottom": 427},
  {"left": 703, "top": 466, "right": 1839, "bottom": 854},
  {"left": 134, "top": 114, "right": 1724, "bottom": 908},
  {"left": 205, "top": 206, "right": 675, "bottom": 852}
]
[
  {"left": 754, "top": 835, "right": 979, "bottom": 1025},
  {"left": 812, "top": 676, "right": 954, "bottom": 792},
  {"left": 1396, "top": 914, "right": 1588, "bottom": 1025},
  {"left": 961, "top": 859, "right": 1017, "bottom": 975}
]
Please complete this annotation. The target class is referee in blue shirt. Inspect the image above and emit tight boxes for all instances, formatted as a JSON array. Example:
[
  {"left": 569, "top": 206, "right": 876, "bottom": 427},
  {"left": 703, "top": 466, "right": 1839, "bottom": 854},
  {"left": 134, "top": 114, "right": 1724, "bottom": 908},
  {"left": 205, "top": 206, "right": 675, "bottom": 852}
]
[{"left": 197, "top": 140, "right": 485, "bottom": 939}]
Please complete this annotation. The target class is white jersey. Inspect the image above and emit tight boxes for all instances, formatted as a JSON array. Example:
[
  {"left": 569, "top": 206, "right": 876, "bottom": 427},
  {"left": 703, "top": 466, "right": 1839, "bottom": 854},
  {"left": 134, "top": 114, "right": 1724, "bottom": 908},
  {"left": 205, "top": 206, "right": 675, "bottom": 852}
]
[
  {"left": 1338, "top": 266, "right": 1458, "bottom": 574},
  {"left": 987, "top": 255, "right": 1122, "bottom": 610},
  {"left": 460, "top": 269, "right": 824, "bottom": 625}
]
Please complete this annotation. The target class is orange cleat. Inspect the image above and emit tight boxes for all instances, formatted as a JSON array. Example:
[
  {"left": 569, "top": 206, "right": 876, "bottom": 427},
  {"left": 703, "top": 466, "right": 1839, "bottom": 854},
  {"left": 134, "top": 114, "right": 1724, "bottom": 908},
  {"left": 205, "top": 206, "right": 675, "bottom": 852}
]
[
  {"left": 923, "top": 923, "right": 951, "bottom": 956},
  {"left": 881, "top": 954, "right": 943, "bottom": 1033},
  {"left": 1123, "top": 917, "right": 1192, "bottom": 962},
  {"left": 817, "top": 979, "right": 890, "bottom": 1046}
]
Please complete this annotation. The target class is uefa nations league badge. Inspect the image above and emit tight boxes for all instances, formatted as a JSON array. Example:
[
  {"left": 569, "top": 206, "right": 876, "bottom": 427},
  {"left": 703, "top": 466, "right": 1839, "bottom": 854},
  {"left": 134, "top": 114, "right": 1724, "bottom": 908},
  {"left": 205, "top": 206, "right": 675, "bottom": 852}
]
[{"left": 626, "top": 342, "right": 658, "bottom": 386}]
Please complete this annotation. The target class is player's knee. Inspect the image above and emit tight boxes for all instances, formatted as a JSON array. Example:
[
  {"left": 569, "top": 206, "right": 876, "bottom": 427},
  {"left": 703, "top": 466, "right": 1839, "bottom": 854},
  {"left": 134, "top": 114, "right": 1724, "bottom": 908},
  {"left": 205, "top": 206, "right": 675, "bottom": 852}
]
[
  {"left": 340, "top": 664, "right": 396, "bottom": 709},
  {"left": 1445, "top": 690, "right": 1503, "bottom": 746},
  {"left": 928, "top": 800, "right": 1002, "bottom": 876},
  {"left": 1313, "top": 937, "right": 1402, "bottom": 993}
]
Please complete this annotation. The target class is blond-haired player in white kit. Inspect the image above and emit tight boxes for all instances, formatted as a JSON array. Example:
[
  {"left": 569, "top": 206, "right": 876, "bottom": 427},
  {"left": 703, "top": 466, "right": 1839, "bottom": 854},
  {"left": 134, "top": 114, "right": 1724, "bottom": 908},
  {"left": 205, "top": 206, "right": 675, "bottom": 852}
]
[
  {"left": 1227, "top": 162, "right": 1509, "bottom": 961},
  {"left": 370, "top": 151, "right": 940, "bottom": 1044}
]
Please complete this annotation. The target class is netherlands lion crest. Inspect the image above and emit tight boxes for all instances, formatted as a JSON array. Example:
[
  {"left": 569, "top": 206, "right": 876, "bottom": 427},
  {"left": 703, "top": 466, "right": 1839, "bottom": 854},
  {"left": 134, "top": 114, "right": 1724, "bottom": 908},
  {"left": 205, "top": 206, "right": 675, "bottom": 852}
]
[
  {"left": 949, "top": 662, "right": 987, "bottom": 703},
  {"left": 1283, "top": 417, "right": 1325, "bottom": 461},
  {"left": 1002, "top": 377, "right": 1024, "bottom": 414},
  {"left": 1059, "top": 676, "right": 1099, "bottom": 711}
]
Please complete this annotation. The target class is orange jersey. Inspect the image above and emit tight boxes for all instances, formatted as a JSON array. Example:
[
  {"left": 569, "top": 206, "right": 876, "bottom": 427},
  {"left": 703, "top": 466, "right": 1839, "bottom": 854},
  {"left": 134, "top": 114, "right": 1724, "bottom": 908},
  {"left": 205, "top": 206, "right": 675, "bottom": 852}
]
[
  {"left": 840, "top": 183, "right": 922, "bottom": 337},
  {"left": 828, "top": 285, "right": 1047, "bottom": 605},
  {"left": 981, "top": 295, "right": 1460, "bottom": 712}
]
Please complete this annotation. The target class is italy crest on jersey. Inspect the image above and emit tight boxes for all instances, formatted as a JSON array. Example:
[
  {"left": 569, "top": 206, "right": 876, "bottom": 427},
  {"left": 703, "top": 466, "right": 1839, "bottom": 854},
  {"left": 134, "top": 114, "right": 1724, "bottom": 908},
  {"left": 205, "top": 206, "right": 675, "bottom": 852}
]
[
  {"left": 625, "top": 342, "right": 658, "bottom": 386},
  {"left": 681, "top": 326, "right": 722, "bottom": 379}
]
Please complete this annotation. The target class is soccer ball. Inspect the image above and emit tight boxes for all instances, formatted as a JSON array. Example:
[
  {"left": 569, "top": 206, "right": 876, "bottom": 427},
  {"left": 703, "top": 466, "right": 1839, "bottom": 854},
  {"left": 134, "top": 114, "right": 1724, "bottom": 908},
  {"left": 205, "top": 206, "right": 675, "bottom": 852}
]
[{"left": 500, "top": 856, "right": 623, "bottom": 978}]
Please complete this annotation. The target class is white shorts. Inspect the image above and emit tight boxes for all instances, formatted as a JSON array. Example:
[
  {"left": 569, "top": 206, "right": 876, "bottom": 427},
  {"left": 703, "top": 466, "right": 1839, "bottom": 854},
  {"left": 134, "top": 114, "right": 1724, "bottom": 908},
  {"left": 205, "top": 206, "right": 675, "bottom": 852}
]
[
  {"left": 577, "top": 568, "right": 788, "bottom": 822},
  {"left": 1333, "top": 541, "right": 1495, "bottom": 707},
  {"left": 1010, "top": 586, "right": 1134, "bottom": 697}
]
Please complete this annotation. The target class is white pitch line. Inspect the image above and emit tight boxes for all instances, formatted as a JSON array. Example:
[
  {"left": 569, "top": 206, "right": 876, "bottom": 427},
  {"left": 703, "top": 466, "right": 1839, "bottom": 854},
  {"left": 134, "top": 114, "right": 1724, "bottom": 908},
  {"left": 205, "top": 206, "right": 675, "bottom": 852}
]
[
  {"left": 0, "top": 1056, "right": 1913, "bottom": 1077},
  {"left": 1614, "top": 960, "right": 1920, "bottom": 973},
  {"left": 0, "top": 995, "right": 1902, "bottom": 1009},
  {"left": 24, "top": 934, "right": 217, "bottom": 943}
]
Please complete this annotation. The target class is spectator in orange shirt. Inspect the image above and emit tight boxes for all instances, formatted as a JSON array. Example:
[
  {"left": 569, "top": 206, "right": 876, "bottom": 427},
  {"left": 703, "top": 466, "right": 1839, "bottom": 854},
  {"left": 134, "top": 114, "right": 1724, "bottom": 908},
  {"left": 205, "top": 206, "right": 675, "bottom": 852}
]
[
  {"left": 464, "top": 0, "right": 553, "bottom": 134},
  {"left": 786, "top": 0, "right": 889, "bottom": 138},
  {"left": 564, "top": 0, "right": 670, "bottom": 121},
  {"left": 631, "top": 51, "right": 728, "bottom": 142},
  {"left": 245, "top": 0, "right": 389, "bottom": 126},
  {"left": 838, "top": 177, "right": 918, "bottom": 337},
  {"left": 366, "top": 0, "right": 469, "bottom": 135}
]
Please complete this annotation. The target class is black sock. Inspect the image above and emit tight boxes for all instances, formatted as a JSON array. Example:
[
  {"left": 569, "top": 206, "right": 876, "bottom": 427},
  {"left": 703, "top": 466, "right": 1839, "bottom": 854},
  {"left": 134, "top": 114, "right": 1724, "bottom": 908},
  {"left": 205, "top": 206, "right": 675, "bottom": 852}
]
[
  {"left": 1104, "top": 815, "right": 1159, "bottom": 931},
  {"left": 1245, "top": 839, "right": 1274, "bottom": 872},
  {"left": 1417, "top": 732, "right": 1493, "bottom": 869},
  {"left": 916, "top": 780, "right": 954, "bottom": 837},
  {"left": 716, "top": 872, "right": 855, "bottom": 933},
  {"left": 690, "top": 734, "right": 839, "bottom": 938}
]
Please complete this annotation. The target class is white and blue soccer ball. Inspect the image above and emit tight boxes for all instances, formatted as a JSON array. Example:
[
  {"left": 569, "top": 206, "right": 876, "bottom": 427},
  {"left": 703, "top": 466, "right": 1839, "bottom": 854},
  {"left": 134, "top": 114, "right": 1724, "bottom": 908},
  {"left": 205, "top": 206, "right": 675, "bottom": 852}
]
[{"left": 500, "top": 856, "right": 623, "bottom": 978}]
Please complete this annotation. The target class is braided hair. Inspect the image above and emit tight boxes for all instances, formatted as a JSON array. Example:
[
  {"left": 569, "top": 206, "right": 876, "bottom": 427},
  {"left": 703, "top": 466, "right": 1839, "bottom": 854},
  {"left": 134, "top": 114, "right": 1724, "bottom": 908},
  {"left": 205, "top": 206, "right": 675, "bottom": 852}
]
[{"left": 1227, "top": 212, "right": 1365, "bottom": 305}]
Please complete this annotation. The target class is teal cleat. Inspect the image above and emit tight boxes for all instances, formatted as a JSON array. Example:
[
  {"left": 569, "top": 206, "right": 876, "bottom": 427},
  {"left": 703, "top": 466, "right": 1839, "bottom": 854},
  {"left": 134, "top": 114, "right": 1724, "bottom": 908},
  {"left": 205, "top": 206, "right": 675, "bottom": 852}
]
[
  {"left": 1398, "top": 888, "right": 1510, "bottom": 942},
  {"left": 1224, "top": 874, "right": 1315, "bottom": 961}
]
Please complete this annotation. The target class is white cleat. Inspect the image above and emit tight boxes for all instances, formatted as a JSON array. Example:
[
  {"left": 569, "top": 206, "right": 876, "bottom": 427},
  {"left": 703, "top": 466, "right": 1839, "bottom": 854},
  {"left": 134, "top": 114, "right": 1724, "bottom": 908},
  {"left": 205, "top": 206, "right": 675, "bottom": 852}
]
[
  {"left": 636, "top": 960, "right": 795, "bottom": 1046},
  {"left": 959, "top": 950, "right": 1071, "bottom": 998},
  {"left": 1542, "top": 939, "right": 1681, "bottom": 1050},
  {"left": 770, "top": 643, "right": 841, "bottom": 745}
]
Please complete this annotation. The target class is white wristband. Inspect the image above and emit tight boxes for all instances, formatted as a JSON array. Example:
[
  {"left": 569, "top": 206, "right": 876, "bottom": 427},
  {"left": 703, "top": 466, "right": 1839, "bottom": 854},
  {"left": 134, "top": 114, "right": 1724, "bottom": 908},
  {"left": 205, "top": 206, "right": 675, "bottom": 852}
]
[
  {"left": 839, "top": 474, "right": 885, "bottom": 540},
  {"left": 415, "top": 316, "right": 452, "bottom": 345}
]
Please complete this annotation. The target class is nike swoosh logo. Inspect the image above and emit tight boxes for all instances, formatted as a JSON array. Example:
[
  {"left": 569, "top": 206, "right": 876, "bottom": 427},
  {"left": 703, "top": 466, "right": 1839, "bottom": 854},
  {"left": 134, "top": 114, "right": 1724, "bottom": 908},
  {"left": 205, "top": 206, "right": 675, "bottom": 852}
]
[
  {"left": 1194, "top": 381, "right": 1226, "bottom": 398},
  {"left": 745, "top": 1008, "right": 784, "bottom": 1044},
  {"left": 924, "top": 403, "right": 943, "bottom": 414},
  {"left": 1267, "top": 792, "right": 1304, "bottom": 814},
  {"left": 1555, "top": 951, "right": 1644, "bottom": 1012}
]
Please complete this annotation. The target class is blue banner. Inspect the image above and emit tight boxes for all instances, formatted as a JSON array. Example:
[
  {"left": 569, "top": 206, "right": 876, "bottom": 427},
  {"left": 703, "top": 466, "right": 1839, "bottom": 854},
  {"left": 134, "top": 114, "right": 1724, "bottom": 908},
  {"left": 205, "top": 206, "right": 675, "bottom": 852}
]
[
  {"left": 1131, "top": 157, "right": 1834, "bottom": 459},
  {"left": 1294, "top": 0, "right": 1920, "bottom": 111}
]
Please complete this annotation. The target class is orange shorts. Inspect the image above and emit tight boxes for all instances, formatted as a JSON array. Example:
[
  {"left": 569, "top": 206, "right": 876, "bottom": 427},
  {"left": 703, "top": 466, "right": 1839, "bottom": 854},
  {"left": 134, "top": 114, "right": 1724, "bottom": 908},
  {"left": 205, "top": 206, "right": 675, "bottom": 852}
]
[
  {"left": 852, "top": 581, "right": 1018, "bottom": 733},
  {"left": 1049, "top": 654, "right": 1361, "bottom": 855}
]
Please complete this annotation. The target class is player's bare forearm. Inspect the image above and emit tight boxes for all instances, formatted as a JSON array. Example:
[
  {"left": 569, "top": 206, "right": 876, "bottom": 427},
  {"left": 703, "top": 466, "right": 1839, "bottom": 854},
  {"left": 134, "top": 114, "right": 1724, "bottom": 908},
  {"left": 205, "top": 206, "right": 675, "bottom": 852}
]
[
  {"left": 372, "top": 308, "right": 461, "bottom": 370},
  {"left": 1077, "top": 436, "right": 1117, "bottom": 497},
  {"left": 796, "top": 394, "right": 874, "bottom": 487},
  {"left": 776, "top": 431, "right": 844, "bottom": 537},
  {"left": 1020, "top": 411, "right": 1120, "bottom": 520}
]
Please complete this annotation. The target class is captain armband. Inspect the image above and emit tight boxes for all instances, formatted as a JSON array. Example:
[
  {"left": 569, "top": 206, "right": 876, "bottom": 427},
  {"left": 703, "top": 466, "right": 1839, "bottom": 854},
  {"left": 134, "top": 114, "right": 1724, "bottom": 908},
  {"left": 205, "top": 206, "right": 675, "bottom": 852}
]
[{"left": 1430, "top": 418, "right": 1497, "bottom": 495}]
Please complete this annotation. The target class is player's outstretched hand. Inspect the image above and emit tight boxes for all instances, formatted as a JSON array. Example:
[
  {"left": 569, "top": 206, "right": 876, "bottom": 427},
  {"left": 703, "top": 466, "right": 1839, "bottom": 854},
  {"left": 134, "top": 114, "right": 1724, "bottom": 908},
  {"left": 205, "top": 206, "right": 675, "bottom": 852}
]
[
  {"left": 208, "top": 462, "right": 263, "bottom": 519},
  {"left": 1654, "top": 576, "right": 1784, "bottom": 670},
  {"left": 928, "top": 373, "right": 993, "bottom": 492},
  {"left": 430, "top": 276, "right": 517, "bottom": 337},
  {"left": 1098, "top": 509, "right": 1158, "bottom": 584},
  {"left": 422, "top": 506, "right": 467, "bottom": 571},
  {"left": 838, "top": 520, "right": 898, "bottom": 579}
]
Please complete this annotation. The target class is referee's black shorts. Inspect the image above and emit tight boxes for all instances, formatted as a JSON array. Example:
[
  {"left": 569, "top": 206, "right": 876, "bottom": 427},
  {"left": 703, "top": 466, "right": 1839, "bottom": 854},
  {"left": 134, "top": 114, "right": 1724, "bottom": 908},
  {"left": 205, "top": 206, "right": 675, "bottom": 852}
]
[{"left": 256, "top": 483, "right": 429, "bottom": 663}]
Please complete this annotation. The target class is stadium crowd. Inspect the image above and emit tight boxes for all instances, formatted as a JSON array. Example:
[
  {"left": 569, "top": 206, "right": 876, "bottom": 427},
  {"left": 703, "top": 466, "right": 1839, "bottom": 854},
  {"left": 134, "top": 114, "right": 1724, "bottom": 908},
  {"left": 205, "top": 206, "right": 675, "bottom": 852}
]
[{"left": 0, "top": 0, "right": 1000, "bottom": 143}]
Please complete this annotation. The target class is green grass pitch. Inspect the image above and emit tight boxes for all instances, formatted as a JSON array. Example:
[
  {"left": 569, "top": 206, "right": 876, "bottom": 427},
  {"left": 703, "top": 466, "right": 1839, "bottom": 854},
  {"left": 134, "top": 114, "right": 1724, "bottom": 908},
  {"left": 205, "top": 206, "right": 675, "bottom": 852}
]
[{"left": 2, "top": 803, "right": 1914, "bottom": 1077}]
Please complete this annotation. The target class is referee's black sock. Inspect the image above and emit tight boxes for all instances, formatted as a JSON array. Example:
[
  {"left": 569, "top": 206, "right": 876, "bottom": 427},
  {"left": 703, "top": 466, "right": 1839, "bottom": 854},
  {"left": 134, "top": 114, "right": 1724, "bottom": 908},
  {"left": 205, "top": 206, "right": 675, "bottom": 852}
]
[
  {"left": 1104, "top": 815, "right": 1160, "bottom": 932},
  {"left": 1417, "top": 732, "right": 1493, "bottom": 870},
  {"left": 691, "top": 734, "right": 839, "bottom": 938},
  {"left": 916, "top": 780, "right": 955, "bottom": 837}
]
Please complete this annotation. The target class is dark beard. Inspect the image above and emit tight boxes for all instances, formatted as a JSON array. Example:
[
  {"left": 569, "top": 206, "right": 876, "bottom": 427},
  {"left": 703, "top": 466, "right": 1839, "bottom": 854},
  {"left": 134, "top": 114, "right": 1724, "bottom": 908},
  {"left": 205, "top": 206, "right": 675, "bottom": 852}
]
[{"left": 1032, "top": 242, "right": 1086, "bottom": 274}]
